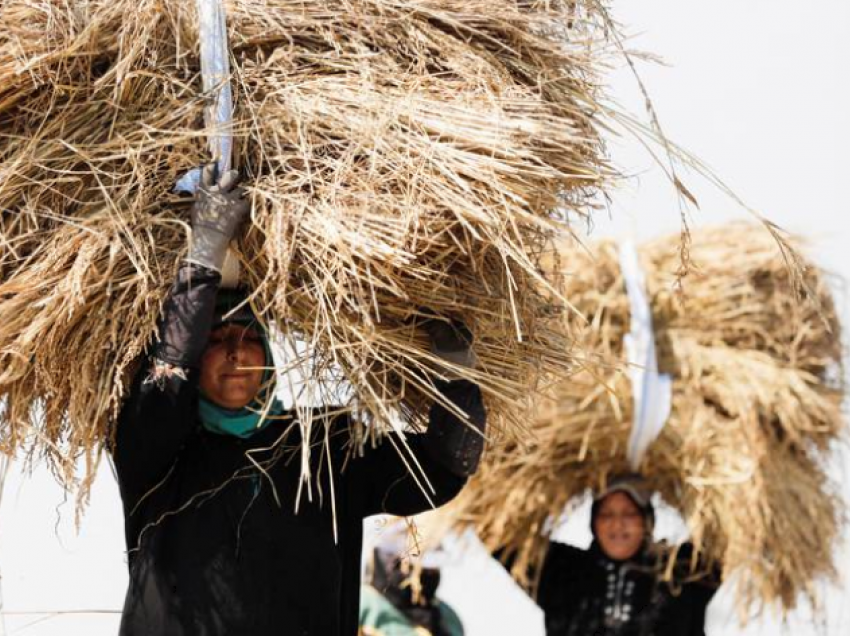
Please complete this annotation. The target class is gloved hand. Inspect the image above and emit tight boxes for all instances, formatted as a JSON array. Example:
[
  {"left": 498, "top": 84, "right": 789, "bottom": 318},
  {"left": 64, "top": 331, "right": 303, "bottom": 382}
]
[
  {"left": 422, "top": 316, "right": 476, "bottom": 370},
  {"left": 186, "top": 162, "right": 250, "bottom": 272}
]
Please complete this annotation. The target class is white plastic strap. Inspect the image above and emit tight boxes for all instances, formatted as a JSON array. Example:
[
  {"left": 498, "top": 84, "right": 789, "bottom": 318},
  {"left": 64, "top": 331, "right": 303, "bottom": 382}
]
[
  {"left": 198, "top": 0, "right": 234, "bottom": 175},
  {"left": 619, "top": 241, "right": 673, "bottom": 470},
  {"left": 175, "top": 0, "right": 240, "bottom": 288},
  {"left": 175, "top": 0, "right": 234, "bottom": 193}
]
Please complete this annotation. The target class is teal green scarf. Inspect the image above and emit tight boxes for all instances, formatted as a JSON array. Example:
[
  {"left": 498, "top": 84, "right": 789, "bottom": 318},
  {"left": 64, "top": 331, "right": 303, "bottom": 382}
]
[
  {"left": 199, "top": 298, "right": 286, "bottom": 438},
  {"left": 199, "top": 385, "right": 285, "bottom": 438}
]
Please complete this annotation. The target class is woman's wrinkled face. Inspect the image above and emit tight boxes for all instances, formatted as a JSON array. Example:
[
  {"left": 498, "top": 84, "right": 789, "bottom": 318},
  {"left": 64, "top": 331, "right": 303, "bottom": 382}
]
[
  {"left": 200, "top": 324, "right": 266, "bottom": 409},
  {"left": 593, "top": 491, "right": 647, "bottom": 561}
]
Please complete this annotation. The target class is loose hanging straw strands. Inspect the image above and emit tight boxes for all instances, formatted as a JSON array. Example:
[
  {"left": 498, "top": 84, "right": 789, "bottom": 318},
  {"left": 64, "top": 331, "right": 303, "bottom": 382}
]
[
  {"left": 0, "top": 1, "right": 613, "bottom": 500},
  {"left": 435, "top": 224, "right": 845, "bottom": 616}
]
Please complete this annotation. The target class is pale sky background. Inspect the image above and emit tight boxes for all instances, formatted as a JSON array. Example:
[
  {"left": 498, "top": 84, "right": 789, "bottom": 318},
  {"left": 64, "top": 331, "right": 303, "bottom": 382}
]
[{"left": 1, "top": 1, "right": 848, "bottom": 635}]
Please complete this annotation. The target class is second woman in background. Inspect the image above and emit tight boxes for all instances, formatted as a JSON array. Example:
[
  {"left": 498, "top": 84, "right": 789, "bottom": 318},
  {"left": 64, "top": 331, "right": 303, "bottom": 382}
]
[{"left": 499, "top": 474, "right": 719, "bottom": 636}]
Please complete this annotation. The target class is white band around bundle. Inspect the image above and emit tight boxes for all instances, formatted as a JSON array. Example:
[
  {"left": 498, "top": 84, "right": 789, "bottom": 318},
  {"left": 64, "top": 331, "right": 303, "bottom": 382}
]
[
  {"left": 198, "top": 0, "right": 234, "bottom": 175},
  {"left": 618, "top": 240, "right": 672, "bottom": 470}
]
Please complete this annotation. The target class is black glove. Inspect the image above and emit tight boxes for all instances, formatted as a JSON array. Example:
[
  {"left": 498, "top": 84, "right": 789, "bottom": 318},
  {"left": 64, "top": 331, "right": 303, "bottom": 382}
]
[
  {"left": 422, "top": 316, "right": 476, "bottom": 370},
  {"left": 186, "top": 162, "right": 250, "bottom": 272}
]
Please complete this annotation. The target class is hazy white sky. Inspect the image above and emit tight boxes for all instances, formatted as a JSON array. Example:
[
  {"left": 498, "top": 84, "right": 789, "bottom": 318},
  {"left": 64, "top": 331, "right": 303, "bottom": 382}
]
[{"left": 1, "top": 1, "right": 848, "bottom": 635}]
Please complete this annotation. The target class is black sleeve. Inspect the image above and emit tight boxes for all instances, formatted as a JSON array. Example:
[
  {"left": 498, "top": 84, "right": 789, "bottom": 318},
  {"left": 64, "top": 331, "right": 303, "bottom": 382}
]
[
  {"left": 492, "top": 542, "right": 572, "bottom": 604},
  {"left": 674, "top": 542, "right": 723, "bottom": 589},
  {"left": 537, "top": 542, "right": 586, "bottom": 610},
  {"left": 685, "top": 559, "right": 722, "bottom": 610},
  {"left": 422, "top": 379, "right": 487, "bottom": 477},
  {"left": 666, "top": 542, "right": 721, "bottom": 633},
  {"left": 349, "top": 380, "right": 486, "bottom": 518},
  {"left": 112, "top": 264, "right": 221, "bottom": 507}
]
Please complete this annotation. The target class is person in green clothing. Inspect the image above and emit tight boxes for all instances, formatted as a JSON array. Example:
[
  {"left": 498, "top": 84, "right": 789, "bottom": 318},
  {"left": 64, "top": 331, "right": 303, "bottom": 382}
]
[{"left": 360, "top": 540, "right": 464, "bottom": 636}]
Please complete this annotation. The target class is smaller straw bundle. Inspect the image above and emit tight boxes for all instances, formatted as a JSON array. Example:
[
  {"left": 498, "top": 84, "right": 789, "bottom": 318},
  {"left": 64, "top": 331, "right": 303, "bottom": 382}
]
[{"left": 440, "top": 224, "right": 845, "bottom": 614}]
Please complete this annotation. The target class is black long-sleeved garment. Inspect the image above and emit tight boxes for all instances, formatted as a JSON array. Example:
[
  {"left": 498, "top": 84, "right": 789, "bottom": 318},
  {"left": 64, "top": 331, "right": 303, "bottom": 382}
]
[
  {"left": 112, "top": 265, "right": 485, "bottom": 636},
  {"left": 530, "top": 542, "right": 719, "bottom": 636}
]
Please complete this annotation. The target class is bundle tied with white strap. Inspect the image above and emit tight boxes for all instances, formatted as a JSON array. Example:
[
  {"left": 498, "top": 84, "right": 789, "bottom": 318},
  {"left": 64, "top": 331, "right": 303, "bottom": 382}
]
[
  {"left": 618, "top": 240, "right": 672, "bottom": 470},
  {"left": 431, "top": 224, "right": 844, "bottom": 616}
]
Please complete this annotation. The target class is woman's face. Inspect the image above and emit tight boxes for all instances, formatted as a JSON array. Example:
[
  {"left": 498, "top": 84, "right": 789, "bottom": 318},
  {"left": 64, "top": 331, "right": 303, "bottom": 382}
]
[
  {"left": 593, "top": 491, "right": 647, "bottom": 561},
  {"left": 200, "top": 324, "right": 266, "bottom": 409}
]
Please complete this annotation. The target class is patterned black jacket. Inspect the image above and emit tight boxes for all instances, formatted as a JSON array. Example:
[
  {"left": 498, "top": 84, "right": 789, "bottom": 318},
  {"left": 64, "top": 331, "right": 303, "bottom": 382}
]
[{"left": 534, "top": 541, "right": 719, "bottom": 636}]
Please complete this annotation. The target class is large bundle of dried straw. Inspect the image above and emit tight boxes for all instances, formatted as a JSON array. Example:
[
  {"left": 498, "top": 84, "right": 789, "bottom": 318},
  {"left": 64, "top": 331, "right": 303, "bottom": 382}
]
[
  {"left": 440, "top": 224, "right": 845, "bottom": 614},
  {"left": 0, "top": 1, "right": 613, "bottom": 494}
]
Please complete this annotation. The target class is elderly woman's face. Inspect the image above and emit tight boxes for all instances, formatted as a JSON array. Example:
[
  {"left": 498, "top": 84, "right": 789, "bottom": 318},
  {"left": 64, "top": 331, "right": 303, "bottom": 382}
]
[
  {"left": 200, "top": 324, "right": 266, "bottom": 409},
  {"left": 593, "top": 491, "right": 647, "bottom": 561}
]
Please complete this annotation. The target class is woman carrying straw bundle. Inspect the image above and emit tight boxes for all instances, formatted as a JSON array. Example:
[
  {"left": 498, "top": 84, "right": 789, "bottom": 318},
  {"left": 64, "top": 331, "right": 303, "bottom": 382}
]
[
  {"left": 435, "top": 225, "right": 843, "bottom": 617},
  {"left": 498, "top": 474, "right": 719, "bottom": 636},
  {"left": 112, "top": 165, "right": 486, "bottom": 636}
]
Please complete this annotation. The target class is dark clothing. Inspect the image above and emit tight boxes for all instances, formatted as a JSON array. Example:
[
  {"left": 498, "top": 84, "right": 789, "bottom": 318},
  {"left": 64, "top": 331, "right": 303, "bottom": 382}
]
[
  {"left": 505, "top": 542, "right": 718, "bottom": 636},
  {"left": 112, "top": 265, "right": 485, "bottom": 636},
  {"left": 368, "top": 549, "right": 449, "bottom": 634}
]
